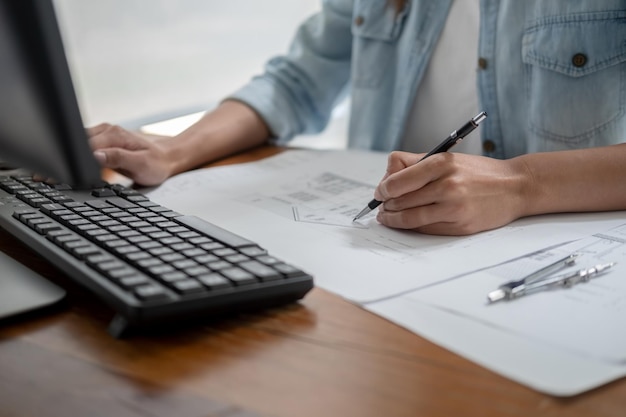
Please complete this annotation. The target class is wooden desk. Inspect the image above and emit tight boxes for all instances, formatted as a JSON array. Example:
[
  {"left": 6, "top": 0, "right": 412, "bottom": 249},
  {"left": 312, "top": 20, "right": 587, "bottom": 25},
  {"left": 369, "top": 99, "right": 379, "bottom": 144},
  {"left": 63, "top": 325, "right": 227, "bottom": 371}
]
[{"left": 1, "top": 146, "right": 625, "bottom": 417}]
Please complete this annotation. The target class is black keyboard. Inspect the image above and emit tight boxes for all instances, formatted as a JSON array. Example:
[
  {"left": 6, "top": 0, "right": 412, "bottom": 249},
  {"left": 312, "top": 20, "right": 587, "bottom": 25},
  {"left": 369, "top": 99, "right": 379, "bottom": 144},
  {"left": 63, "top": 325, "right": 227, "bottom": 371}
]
[{"left": 0, "top": 174, "right": 313, "bottom": 337}]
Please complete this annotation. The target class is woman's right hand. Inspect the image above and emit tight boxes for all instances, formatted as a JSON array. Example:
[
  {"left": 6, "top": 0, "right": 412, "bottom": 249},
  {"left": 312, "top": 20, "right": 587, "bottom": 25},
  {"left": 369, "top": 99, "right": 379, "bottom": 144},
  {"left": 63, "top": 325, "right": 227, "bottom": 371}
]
[
  {"left": 88, "top": 123, "right": 176, "bottom": 186},
  {"left": 88, "top": 101, "right": 272, "bottom": 187}
]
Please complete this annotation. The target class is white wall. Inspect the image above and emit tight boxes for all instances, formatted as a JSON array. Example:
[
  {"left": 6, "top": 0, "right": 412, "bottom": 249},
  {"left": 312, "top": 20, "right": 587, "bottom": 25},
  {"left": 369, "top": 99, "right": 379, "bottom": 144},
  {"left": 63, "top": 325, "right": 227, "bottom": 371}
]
[{"left": 53, "top": 0, "right": 321, "bottom": 127}]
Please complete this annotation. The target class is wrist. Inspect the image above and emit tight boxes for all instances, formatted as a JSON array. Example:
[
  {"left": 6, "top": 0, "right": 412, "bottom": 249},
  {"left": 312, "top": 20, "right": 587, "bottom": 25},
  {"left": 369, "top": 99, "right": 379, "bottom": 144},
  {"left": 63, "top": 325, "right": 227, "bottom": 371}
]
[
  {"left": 508, "top": 154, "right": 543, "bottom": 218},
  {"left": 160, "top": 133, "right": 200, "bottom": 177},
  {"left": 168, "top": 101, "right": 270, "bottom": 175}
]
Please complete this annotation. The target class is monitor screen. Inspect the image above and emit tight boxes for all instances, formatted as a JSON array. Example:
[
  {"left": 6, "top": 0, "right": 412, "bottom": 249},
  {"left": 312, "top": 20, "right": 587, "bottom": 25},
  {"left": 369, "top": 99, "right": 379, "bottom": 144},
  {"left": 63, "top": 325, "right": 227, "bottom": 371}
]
[{"left": 0, "top": 0, "right": 101, "bottom": 188}]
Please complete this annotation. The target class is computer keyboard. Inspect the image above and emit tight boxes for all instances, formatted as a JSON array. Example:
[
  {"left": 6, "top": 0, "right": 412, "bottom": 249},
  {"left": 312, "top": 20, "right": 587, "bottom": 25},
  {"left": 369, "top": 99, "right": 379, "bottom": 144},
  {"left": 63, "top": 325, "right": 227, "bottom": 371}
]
[{"left": 0, "top": 174, "right": 313, "bottom": 337}]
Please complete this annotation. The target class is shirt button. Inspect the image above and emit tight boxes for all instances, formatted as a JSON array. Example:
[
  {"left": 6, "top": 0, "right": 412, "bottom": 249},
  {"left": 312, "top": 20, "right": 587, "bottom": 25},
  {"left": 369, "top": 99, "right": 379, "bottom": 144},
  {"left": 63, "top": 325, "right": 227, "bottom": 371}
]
[
  {"left": 482, "top": 140, "right": 496, "bottom": 153},
  {"left": 572, "top": 53, "right": 587, "bottom": 68},
  {"left": 354, "top": 16, "right": 365, "bottom": 26},
  {"left": 478, "top": 57, "right": 488, "bottom": 70}
]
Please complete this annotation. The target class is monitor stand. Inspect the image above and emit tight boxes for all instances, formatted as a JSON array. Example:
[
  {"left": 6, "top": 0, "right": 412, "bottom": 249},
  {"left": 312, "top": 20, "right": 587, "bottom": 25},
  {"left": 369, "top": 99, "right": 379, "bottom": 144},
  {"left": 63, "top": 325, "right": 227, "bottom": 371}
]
[
  {"left": 0, "top": 164, "right": 65, "bottom": 321},
  {"left": 0, "top": 250, "right": 66, "bottom": 320}
]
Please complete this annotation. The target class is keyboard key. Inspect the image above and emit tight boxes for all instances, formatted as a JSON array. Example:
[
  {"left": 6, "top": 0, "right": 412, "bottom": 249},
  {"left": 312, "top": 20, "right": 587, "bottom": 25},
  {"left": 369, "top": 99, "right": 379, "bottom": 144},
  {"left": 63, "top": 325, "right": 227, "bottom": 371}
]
[
  {"left": 175, "top": 215, "right": 256, "bottom": 248},
  {"left": 273, "top": 263, "right": 304, "bottom": 278},
  {"left": 108, "top": 267, "right": 140, "bottom": 280},
  {"left": 239, "top": 246, "right": 268, "bottom": 257},
  {"left": 184, "top": 266, "right": 210, "bottom": 277},
  {"left": 134, "top": 285, "right": 169, "bottom": 301},
  {"left": 238, "top": 261, "right": 283, "bottom": 282},
  {"left": 197, "top": 273, "right": 233, "bottom": 290},
  {"left": 71, "top": 245, "right": 102, "bottom": 259},
  {"left": 119, "top": 275, "right": 151, "bottom": 289},
  {"left": 160, "top": 271, "right": 188, "bottom": 283},
  {"left": 91, "top": 188, "right": 116, "bottom": 197},
  {"left": 220, "top": 268, "right": 257, "bottom": 285},
  {"left": 171, "top": 279, "right": 205, "bottom": 294},
  {"left": 34, "top": 222, "right": 62, "bottom": 234},
  {"left": 257, "top": 255, "right": 280, "bottom": 265}
]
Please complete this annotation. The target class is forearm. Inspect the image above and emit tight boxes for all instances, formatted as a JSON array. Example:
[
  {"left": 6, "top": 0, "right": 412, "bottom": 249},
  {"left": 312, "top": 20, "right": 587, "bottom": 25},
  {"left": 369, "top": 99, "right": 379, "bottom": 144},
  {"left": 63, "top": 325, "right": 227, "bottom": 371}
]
[
  {"left": 164, "top": 100, "right": 271, "bottom": 176},
  {"left": 515, "top": 143, "right": 626, "bottom": 216}
]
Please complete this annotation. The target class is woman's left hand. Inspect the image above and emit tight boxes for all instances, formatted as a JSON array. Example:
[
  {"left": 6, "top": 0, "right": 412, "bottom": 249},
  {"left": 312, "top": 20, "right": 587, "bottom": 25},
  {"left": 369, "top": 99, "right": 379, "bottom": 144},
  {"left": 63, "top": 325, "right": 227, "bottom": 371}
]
[{"left": 374, "top": 151, "right": 530, "bottom": 235}]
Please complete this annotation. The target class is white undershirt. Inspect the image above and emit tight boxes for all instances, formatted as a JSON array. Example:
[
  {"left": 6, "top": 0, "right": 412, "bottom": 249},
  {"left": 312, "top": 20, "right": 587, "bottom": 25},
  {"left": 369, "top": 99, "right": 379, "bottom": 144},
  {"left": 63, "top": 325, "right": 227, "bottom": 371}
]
[{"left": 399, "top": 0, "right": 481, "bottom": 155}]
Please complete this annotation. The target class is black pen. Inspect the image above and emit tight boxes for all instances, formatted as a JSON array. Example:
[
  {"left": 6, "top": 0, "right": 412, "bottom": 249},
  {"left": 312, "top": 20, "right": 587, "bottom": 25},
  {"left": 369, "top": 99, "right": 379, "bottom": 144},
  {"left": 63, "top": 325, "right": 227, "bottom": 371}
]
[{"left": 352, "top": 111, "right": 487, "bottom": 221}]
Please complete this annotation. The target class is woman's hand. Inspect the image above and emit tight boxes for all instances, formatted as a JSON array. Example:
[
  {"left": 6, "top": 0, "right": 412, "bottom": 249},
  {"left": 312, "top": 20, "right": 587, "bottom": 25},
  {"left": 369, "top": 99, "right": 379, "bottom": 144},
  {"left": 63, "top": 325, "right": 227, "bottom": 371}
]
[
  {"left": 88, "top": 124, "right": 176, "bottom": 186},
  {"left": 374, "top": 151, "right": 530, "bottom": 235},
  {"left": 88, "top": 101, "right": 272, "bottom": 187}
]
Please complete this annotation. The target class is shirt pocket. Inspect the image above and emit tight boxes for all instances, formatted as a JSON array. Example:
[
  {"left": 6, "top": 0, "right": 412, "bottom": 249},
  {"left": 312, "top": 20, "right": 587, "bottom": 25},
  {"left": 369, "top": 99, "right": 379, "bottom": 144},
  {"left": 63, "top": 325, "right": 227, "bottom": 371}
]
[
  {"left": 521, "top": 11, "right": 626, "bottom": 144},
  {"left": 351, "top": 0, "right": 409, "bottom": 88}
]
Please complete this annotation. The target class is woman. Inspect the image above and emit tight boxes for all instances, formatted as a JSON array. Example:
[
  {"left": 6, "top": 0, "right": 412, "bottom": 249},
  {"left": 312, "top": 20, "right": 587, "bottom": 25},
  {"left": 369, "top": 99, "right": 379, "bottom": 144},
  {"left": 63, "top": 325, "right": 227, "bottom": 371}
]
[{"left": 89, "top": 0, "right": 626, "bottom": 235}]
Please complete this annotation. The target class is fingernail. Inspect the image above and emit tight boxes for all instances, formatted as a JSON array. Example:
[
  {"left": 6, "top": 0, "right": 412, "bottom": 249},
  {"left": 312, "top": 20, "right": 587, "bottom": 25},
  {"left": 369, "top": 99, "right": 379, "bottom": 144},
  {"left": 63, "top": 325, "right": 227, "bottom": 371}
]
[{"left": 93, "top": 151, "right": 106, "bottom": 164}]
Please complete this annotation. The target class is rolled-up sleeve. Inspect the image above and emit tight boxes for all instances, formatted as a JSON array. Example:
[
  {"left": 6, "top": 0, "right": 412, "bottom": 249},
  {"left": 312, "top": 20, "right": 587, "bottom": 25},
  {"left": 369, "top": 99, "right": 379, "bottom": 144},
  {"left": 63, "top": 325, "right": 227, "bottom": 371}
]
[{"left": 227, "top": 0, "right": 354, "bottom": 144}]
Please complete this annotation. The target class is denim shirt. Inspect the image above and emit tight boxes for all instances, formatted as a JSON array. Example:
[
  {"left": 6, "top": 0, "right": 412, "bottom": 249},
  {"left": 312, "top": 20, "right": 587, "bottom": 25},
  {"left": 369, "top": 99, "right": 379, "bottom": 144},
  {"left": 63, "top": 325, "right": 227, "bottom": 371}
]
[{"left": 229, "top": 0, "right": 626, "bottom": 159}]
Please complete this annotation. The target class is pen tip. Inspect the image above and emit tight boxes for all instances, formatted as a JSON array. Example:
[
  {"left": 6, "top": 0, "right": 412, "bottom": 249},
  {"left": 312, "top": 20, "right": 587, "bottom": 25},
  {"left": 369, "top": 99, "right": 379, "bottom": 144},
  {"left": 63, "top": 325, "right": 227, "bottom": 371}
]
[{"left": 353, "top": 206, "right": 371, "bottom": 222}]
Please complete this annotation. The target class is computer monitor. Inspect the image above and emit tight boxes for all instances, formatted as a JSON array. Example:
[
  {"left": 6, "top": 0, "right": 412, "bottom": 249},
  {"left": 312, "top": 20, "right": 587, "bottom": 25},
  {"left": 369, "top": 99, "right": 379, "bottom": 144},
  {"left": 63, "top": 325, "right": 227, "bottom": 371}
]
[
  {"left": 0, "top": 0, "right": 101, "bottom": 187},
  {"left": 0, "top": 0, "right": 102, "bottom": 319}
]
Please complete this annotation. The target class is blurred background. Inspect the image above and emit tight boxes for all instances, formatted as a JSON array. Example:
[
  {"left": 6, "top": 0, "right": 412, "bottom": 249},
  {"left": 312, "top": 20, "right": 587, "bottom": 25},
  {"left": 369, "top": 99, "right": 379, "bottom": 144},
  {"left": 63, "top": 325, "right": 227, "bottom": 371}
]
[{"left": 53, "top": 0, "right": 330, "bottom": 131}]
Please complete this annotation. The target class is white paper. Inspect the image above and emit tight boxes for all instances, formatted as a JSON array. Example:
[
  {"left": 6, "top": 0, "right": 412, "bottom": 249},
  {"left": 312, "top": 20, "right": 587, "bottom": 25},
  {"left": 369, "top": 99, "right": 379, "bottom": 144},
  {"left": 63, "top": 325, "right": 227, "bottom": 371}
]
[
  {"left": 402, "top": 224, "right": 626, "bottom": 364},
  {"left": 367, "top": 295, "right": 626, "bottom": 396},
  {"left": 146, "top": 150, "right": 626, "bottom": 303}
]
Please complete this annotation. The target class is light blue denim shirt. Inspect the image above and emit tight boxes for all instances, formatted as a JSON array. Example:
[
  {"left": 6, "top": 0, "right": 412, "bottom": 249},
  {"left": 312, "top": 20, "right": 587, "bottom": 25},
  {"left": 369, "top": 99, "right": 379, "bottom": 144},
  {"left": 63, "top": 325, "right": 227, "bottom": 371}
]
[{"left": 229, "top": 0, "right": 626, "bottom": 159}]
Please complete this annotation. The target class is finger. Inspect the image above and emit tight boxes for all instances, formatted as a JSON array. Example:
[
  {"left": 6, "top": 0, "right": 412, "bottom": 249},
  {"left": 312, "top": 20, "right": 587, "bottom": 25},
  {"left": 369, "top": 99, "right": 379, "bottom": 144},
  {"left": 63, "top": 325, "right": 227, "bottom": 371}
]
[
  {"left": 373, "top": 152, "right": 426, "bottom": 200},
  {"left": 32, "top": 173, "right": 58, "bottom": 184},
  {"left": 382, "top": 183, "right": 438, "bottom": 212},
  {"left": 93, "top": 150, "right": 107, "bottom": 166},
  {"left": 94, "top": 147, "right": 143, "bottom": 171},
  {"left": 89, "top": 126, "right": 144, "bottom": 152},
  {"left": 413, "top": 221, "right": 476, "bottom": 236},
  {"left": 86, "top": 123, "right": 114, "bottom": 137},
  {"left": 377, "top": 203, "right": 452, "bottom": 230},
  {"left": 384, "top": 151, "right": 423, "bottom": 177},
  {"left": 378, "top": 199, "right": 487, "bottom": 236},
  {"left": 93, "top": 149, "right": 138, "bottom": 183},
  {"left": 375, "top": 153, "right": 448, "bottom": 201},
  {"left": 382, "top": 171, "right": 469, "bottom": 212},
  {"left": 95, "top": 147, "right": 166, "bottom": 186}
]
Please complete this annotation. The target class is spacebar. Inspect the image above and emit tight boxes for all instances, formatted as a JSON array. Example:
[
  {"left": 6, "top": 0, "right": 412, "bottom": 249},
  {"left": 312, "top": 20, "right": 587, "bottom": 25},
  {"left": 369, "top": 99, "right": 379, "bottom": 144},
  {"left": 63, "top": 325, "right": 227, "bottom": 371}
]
[{"left": 174, "top": 215, "right": 256, "bottom": 248}]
